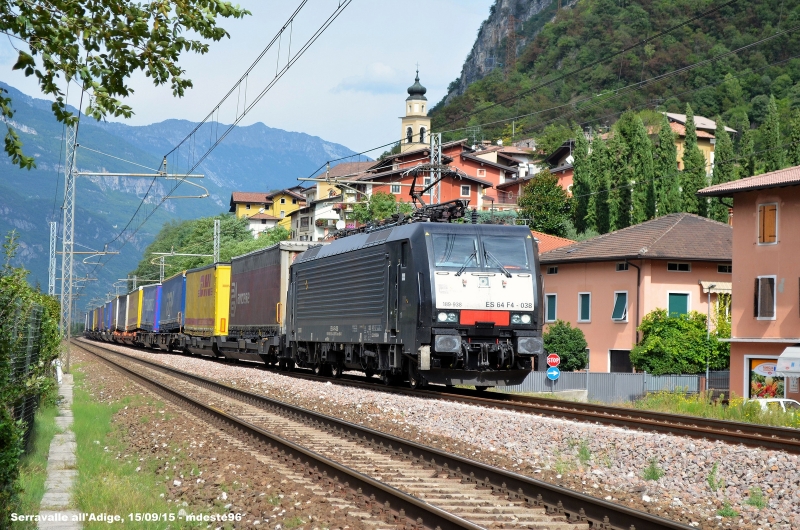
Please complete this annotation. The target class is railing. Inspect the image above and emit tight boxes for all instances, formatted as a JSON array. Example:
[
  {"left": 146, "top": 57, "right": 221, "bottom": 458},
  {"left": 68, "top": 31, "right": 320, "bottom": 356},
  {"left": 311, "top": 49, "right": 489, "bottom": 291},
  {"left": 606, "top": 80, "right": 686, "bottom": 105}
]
[{"left": 10, "top": 304, "right": 44, "bottom": 447}]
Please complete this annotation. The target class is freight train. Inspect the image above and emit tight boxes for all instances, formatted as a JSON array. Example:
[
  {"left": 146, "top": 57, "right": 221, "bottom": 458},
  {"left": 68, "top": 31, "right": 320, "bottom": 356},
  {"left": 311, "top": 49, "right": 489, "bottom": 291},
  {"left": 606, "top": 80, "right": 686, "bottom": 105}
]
[{"left": 85, "top": 220, "right": 544, "bottom": 388}]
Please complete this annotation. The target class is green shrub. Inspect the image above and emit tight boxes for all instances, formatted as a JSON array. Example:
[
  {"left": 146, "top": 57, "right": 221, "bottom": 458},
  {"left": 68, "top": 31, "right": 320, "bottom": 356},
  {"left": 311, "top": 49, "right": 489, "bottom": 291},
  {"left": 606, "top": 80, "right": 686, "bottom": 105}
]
[
  {"left": 642, "top": 458, "right": 665, "bottom": 481},
  {"left": 543, "top": 320, "right": 588, "bottom": 371}
]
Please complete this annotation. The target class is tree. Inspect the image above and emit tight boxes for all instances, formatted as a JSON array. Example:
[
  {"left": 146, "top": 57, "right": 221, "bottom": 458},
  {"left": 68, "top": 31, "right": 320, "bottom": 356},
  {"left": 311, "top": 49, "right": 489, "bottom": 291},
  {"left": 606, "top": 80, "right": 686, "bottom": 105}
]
[
  {"left": 571, "top": 127, "right": 591, "bottom": 233},
  {"left": 518, "top": 170, "right": 572, "bottom": 237},
  {"left": 738, "top": 125, "right": 756, "bottom": 179},
  {"left": 680, "top": 104, "right": 708, "bottom": 216},
  {"left": 535, "top": 123, "right": 572, "bottom": 156},
  {"left": 630, "top": 309, "right": 727, "bottom": 375},
  {"left": 587, "top": 135, "right": 611, "bottom": 233},
  {"left": 760, "top": 95, "right": 782, "bottom": 173},
  {"left": 352, "top": 192, "right": 413, "bottom": 224},
  {"left": 543, "top": 320, "right": 588, "bottom": 372},
  {"left": 0, "top": 0, "right": 249, "bottom": 169},
  {"left": 787, "top": 109, "right": 800, "bottom": 167},
  {"left": 653, "top": 113, "right": 681, "bottom": 215},
  {"left": 709, "top": 118, "right": 735, "bottom": 223},
  {"left": 606, "top": 134, "right": 631, "bottom": 231},
  {"left": 616, "top": 111, "right": 655, "bottom": 223}
]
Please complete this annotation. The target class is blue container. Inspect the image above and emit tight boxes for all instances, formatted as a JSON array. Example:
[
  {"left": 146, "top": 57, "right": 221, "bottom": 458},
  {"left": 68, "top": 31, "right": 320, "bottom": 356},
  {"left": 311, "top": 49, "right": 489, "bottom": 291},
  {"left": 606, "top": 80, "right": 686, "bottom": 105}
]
[
  {"left": 104, "top": 301, "right": 113, "bottom": 330},
  {"left": 141, "top": 284, "right": 162, "bottom": 332},
  {"left": 159, "top": 272, "right": 186, "bottom": 333}
]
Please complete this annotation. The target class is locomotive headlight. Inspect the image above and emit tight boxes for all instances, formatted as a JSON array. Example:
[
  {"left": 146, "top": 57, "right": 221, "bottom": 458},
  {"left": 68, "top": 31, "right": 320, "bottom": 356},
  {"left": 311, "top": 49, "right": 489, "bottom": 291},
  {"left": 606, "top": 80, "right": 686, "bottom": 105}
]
[
  {"left": 437, "top": 312, "right": 449, "bottom": 322},
  {"left": 511, "top": 314, "right": 522, "bottom": 324},
  {"left": 520, "top": 314, "right": 532, "bottom": 324},
  {"left": 446, "top": 312, "right": 458, "bottom": 322}
]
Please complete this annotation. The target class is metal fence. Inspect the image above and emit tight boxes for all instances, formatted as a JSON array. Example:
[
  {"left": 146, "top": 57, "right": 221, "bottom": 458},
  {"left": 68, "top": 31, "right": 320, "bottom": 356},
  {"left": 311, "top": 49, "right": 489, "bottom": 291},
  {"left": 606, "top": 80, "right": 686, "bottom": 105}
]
[
  {"left": 497, "top": 370, "right": 732, "bottom": 404},
  {"left": 10, "top": 304, "right": 44, "bottom": 448}
]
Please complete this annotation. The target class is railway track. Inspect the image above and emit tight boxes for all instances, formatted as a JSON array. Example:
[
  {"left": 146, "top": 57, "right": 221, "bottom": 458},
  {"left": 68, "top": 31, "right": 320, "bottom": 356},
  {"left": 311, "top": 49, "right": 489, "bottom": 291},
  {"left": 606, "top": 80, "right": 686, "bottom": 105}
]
[{"left": 74, "top": 339, "right": 692, "bottom": 530}]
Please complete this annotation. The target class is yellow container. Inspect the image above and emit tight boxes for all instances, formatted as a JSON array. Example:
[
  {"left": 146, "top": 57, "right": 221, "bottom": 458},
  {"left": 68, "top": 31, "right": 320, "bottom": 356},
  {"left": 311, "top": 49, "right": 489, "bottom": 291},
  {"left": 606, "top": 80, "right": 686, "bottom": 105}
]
[
  {"left": 184, "top": 263, "right": 231, "bottom": 337},
  {"left": 126, "top": 287, "right": 143, "bottom": 331}
]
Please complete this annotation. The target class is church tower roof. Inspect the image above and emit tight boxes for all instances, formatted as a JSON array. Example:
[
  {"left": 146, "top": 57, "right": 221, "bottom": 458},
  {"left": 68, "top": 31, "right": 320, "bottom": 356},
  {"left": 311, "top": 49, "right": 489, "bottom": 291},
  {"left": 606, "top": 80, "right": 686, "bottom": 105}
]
[{"left": 406, "top": 70, "right": 427, "bottom": 101}]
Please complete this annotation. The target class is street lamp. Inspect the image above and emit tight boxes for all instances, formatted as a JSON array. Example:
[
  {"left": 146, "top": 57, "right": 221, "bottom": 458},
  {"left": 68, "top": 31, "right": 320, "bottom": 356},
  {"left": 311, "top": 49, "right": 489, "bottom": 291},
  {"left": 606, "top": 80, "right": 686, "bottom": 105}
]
[{"left": 704, "top": 282, "right": 716, "bottom": 393}]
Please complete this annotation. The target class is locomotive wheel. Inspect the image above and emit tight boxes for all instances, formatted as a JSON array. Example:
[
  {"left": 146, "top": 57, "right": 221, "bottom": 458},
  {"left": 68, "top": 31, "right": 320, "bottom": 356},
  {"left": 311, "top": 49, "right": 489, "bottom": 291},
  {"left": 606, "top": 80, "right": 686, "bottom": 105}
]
[
  {"left": 408, "top": 367, "right": 420, "bottom": 389},
  {"left": 364, "top": 368, "right": 375, "bottom": 379},
  {"left": 475, "top": 386, "right": 489, "bottom": 392},
  {"left": 313, "top": 362, "right": 323, "bottom": 376}
]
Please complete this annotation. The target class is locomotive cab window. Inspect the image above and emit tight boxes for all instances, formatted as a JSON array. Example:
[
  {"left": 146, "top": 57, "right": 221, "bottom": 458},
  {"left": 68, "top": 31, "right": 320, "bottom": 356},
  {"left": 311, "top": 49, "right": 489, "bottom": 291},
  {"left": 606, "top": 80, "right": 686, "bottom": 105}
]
[
  {"left": 482, "top": 236, "right": 530, "bottom": 270},
  {"left": 431, "top": 234, "right": 480, "bottom": 268}
]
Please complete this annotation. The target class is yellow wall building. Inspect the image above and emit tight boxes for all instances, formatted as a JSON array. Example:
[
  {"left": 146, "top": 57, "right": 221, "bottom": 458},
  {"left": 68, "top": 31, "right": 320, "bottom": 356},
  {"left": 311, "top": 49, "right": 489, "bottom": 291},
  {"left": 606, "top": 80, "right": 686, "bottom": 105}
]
[{"left": 229, "top": 190, "right": 306, "bottom": 230}]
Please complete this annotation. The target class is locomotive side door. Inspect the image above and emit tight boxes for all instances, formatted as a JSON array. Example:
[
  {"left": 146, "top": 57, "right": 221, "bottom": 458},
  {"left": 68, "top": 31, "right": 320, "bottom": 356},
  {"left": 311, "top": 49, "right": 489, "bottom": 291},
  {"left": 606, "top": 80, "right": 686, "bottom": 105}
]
[{"left": 386, "top": 240, "right": 412, "bottom": 343}]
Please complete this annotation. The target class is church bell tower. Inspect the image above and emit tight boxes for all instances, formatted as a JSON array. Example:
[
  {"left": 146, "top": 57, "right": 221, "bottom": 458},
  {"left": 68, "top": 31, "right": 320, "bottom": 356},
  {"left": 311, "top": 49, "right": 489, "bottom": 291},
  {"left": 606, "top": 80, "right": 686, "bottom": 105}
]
[{"left": 400, "top": 70, "right": 431, "bottom": 153}]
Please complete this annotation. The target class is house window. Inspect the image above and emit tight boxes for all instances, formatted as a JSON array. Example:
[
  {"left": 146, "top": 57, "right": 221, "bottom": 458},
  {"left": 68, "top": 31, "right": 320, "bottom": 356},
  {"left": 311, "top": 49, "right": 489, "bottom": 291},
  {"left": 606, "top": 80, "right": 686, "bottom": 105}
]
[
  {"left": 718, "top": 264, "right": 732, "bottom": 274},
  {"left": 668, "top": 293, "right": 689, "bottom": 317},
  {"left": 423, "top": 177, "right": 431, "bottom": 187},
  {"left": 280, "top": 198, "right": 286, "bottom": 204},
  {"left": 420, "top": 127, "right": 426, "bottom": 144},
  {"left": 755, "top": 276, "right": 776, "bottom": 319},
  {"left": 612, "top": 292, "right": 628, "bottom": 321},
  {"left": 280, "top": 210, "right": 285, "bottom": 218},
  {"left": 391, "top": 184, "right": 401, "bottom": 194},
  {"left": 292, "top": 198, "right": 297, "bottom": 204},
  {"left": 578, "top": 292, "right": 591, "bottom": 322},
  {"left": 546, "top": 266, "right": 558, "bottom": 275},
  {"left": 667, "top": 262, "right": 691, "bottom": 272},
  {"left": 758, "top": 204, "right": 777, "bottom": 244},
  {"left": 477, "top": 169, "right": 486, "bottom": 178},
  {"left": 616, "top": 262, "right": 628, "bottom": 272},
  {"left": 300, "top": 217, "right": 309, "bottom": 228},
  {"left": 460, "top": 185, "right": 471, "bottom": 197},
  {"left": 545, "top": 294, "right": 557, "bottom": 322},
  {"left": 406, "top": 127, "right": 413, "bottom": 144},
  {"left": 261, "top": 219, "right": 266, "bottom": 225},
  {"left": 245, "top": 204, "right": 251, "bottom": 210}
]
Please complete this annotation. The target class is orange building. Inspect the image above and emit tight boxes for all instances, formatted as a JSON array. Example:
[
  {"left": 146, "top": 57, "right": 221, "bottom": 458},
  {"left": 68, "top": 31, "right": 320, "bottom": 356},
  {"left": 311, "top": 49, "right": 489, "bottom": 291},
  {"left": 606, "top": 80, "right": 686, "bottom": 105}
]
[
  {"left": 698, "top": 168, "right": 800, "bottom": 400},
  {"left": 538, "top": 214, "right": 732, "bottom": 372}
]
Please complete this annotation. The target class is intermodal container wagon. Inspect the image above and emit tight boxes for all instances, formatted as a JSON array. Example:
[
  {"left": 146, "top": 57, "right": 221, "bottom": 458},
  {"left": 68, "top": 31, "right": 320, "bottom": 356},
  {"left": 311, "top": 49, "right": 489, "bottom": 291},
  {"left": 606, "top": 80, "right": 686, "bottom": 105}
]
[
  {"left": 141, "top": 284, "right": 162, "bottom": 332},
  {"left": 185, "top": 263, "right": 231, "bottom": 337},
  {"left": 126, "top": 287, "right": 143, "bottom": 331},
  {"left": 112, "top": 296, "right": 125, "bottom": 331},
  {"left": 97, "top": 305, "right": 104, "bottom": 332},
  {"left": 159, "top": 272, "right": 186, "bottom": 333},
  {"left": 229, "top": 241, "right": 318, "bottom": 337},
  {"left": 104, "top": 301, "right": 113, "bottom": 330}
]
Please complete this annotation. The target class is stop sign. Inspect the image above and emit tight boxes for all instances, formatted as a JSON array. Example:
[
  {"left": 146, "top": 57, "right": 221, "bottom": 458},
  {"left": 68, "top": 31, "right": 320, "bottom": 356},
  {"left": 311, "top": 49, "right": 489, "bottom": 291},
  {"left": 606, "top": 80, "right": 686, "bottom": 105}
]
[{"left": 546, "top": 354, "right": 561, "bottom": 367}]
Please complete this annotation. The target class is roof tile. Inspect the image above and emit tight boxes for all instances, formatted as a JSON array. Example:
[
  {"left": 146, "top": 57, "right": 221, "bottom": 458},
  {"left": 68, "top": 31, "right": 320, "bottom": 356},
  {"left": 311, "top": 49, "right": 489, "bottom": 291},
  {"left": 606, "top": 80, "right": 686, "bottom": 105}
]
[{"left": 697, "top": 165, "right": 800, "bottom": 196}]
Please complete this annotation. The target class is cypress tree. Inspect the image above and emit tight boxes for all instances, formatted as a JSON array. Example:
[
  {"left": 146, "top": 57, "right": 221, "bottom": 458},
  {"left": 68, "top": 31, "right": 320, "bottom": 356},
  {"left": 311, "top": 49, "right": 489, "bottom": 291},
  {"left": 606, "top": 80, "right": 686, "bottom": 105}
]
[
  {"left": 617, "top": 112, "right": 656, "bottom": 223},
  {"left": 654, "top": 113, "right": 681, "bottom": 214},
  {"left": 760, "top": 95, "right": 782, "bottom": 173},
  {"left": 607, "top": 133, "right": 631, "bottom": 231},
  {"left": 709, "top": 117, "right": 735, "bottom": 223},
  {"left": 571, "top": 127, "right": 591, "bottom": 233},
  {"left": 680, "top": 104, "right": 708, "bottom": 216},
  {"left": 738, "top": 123, "right": 755, "bottom": 179},
  {"left": 787, "top": 109, "right": 800, "bottom": 167},
  {"left": 587, "top": 134, "right": 611, "bottom": 234}
]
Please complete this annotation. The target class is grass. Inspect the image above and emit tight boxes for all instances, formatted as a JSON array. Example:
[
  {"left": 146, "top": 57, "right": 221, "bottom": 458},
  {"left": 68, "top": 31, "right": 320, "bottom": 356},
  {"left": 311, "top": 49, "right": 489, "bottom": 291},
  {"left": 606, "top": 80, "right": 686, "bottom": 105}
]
[
  {"left": 71, "top": 367, "right": 210, "bottom": 529},
  {"left": 14, "top": 402, "right": 61, "bottom": 529},
  {"left": 717, "top": 501, "right": 739, "bottom": 518},
  {"left": 745, "top": 487, "right": 767, "bottom": 509},
  {"left": 706, "top": 462, "right": 724, "bottom": 492},
  {"left": 577, "top": 439, "right": 592, "bottom": 465},
  {"left": 628, "top": 391, "right": 800, "bottom": 429},
  {"left": 283, "top": 516, "right": 306, "bottom": 529},
  {"left": 642, "top": 458, "right": 665, "bottom": 481}
]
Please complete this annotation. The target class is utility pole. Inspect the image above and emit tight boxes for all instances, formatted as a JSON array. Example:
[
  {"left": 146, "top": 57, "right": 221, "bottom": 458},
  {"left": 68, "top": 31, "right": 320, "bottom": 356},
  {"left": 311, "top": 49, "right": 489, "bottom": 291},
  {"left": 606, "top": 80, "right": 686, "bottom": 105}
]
[
  {"left": 59, "top": 122, "right": 78, "bottom": 373},
  {"left": 48, "top": 221, "right": 57, "bottom": 297},
  {"left": 213, "top": 219, "right": 220, "bottom": 263},
  {"left": 505, "top": 15, "right": 517, "bottom": 80},
  {"left": 430, "top": 133, "right": 442, "bottom": 205}
]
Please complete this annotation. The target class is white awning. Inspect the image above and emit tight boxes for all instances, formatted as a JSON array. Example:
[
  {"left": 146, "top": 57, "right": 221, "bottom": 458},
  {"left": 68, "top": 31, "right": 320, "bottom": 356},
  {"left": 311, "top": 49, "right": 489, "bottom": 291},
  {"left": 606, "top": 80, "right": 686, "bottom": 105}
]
[
  {"left": 776, "top": 346, "right": 800, "bottom": 377},
  {"left": 699, "top": 281, "right": 731, "bottom": 294}
]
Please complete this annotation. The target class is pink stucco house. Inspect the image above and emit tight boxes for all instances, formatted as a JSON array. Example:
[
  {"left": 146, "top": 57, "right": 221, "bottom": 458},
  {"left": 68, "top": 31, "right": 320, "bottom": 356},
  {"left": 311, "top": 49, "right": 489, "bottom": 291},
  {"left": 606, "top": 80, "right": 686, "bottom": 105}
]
[
  {"left": 698, "top": 167, "right": 800, "bottom": 401},
  {"left": 539, "top": 213, "right": 732, "bottom": 372}
]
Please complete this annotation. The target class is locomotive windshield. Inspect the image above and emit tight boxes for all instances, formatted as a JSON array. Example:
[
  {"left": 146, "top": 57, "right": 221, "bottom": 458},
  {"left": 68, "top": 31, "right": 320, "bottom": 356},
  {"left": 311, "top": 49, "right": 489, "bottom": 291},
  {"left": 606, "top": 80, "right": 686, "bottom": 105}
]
[
  {"left": 432, "top": 233, "right": 530, "bottom": 271},
  {"left": 482, "top": 236, "right": 530, "bottom": 270},
  {"left": 432, "top": 234, "right": 482, "bottom": 268}
]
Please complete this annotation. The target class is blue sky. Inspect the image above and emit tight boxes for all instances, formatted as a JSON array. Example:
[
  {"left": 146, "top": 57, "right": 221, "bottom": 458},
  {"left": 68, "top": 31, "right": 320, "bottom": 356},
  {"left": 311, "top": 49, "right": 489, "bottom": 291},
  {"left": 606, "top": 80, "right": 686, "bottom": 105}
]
[{"left": 0, "top": 0, "right": 494, "bottom": 156}]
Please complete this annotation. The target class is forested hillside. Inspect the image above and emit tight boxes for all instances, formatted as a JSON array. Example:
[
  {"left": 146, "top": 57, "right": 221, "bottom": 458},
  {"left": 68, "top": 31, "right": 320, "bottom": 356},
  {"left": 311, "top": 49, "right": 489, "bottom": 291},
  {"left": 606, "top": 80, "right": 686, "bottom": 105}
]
[{"left": 433, "top": 0, "right": 800, "bottom": 153}]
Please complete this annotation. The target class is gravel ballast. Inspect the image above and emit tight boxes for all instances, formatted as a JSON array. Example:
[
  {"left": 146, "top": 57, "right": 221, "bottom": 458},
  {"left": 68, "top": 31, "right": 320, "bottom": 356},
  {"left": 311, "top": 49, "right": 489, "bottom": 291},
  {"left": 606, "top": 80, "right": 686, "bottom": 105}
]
[{"left": 82, "top": 339, "right": 800, "bottom": 530}]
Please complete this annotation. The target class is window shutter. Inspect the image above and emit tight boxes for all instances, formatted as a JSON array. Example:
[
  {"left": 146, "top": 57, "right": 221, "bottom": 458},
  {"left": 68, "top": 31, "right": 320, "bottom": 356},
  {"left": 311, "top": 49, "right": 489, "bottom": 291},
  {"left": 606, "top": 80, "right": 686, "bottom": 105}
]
[
  {"left": 761, "top": 278, "right": 776, "bottom": 318},
  {"left": 758, "top": 205, "right": 766, "bottom": 243},
  {"left": 765, "top": 205, "right": 777, "bottom": 243},
  {"left": 754, "top": 278, "right": 759, "bottom": 317}
]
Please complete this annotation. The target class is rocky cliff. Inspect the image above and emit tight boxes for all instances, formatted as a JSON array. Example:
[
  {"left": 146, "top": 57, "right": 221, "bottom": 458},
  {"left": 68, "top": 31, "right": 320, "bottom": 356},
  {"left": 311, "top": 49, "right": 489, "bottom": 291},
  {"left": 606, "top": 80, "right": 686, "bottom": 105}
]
[{"left": 440, "top": 0, "right": 557, "bottom": 106}]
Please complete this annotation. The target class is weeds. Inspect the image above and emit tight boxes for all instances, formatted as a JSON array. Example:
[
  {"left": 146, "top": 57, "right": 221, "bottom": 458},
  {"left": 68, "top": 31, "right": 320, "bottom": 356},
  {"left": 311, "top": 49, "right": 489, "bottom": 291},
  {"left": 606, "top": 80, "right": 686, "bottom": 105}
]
[
  {"left": 745, "top": 487, "right": 767, "bottom": 509},
  {"left": 642, "top": 458, "right": 665, "bottom": 481},
  {"left": 706, "top": 462, "right": 724, "bottom": 491},
  {"left": 717, "top": 501, "right": 738, "bottom": 518},
  {"left": 577, "top": 439, "right": 592, "bottom": 465},
  {"left": 283, "top": 516, "right": 306, "bottom": 529}
]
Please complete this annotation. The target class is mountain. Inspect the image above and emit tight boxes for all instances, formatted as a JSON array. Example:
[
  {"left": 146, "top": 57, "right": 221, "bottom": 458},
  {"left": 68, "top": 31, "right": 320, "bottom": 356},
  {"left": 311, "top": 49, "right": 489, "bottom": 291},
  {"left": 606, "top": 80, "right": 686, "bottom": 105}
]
[
  {"left": 0, "top": 81, "right": 361, "bottom": 306},
  {"left": 432, "top": 0, "right": 800, "bottom": 148}
]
